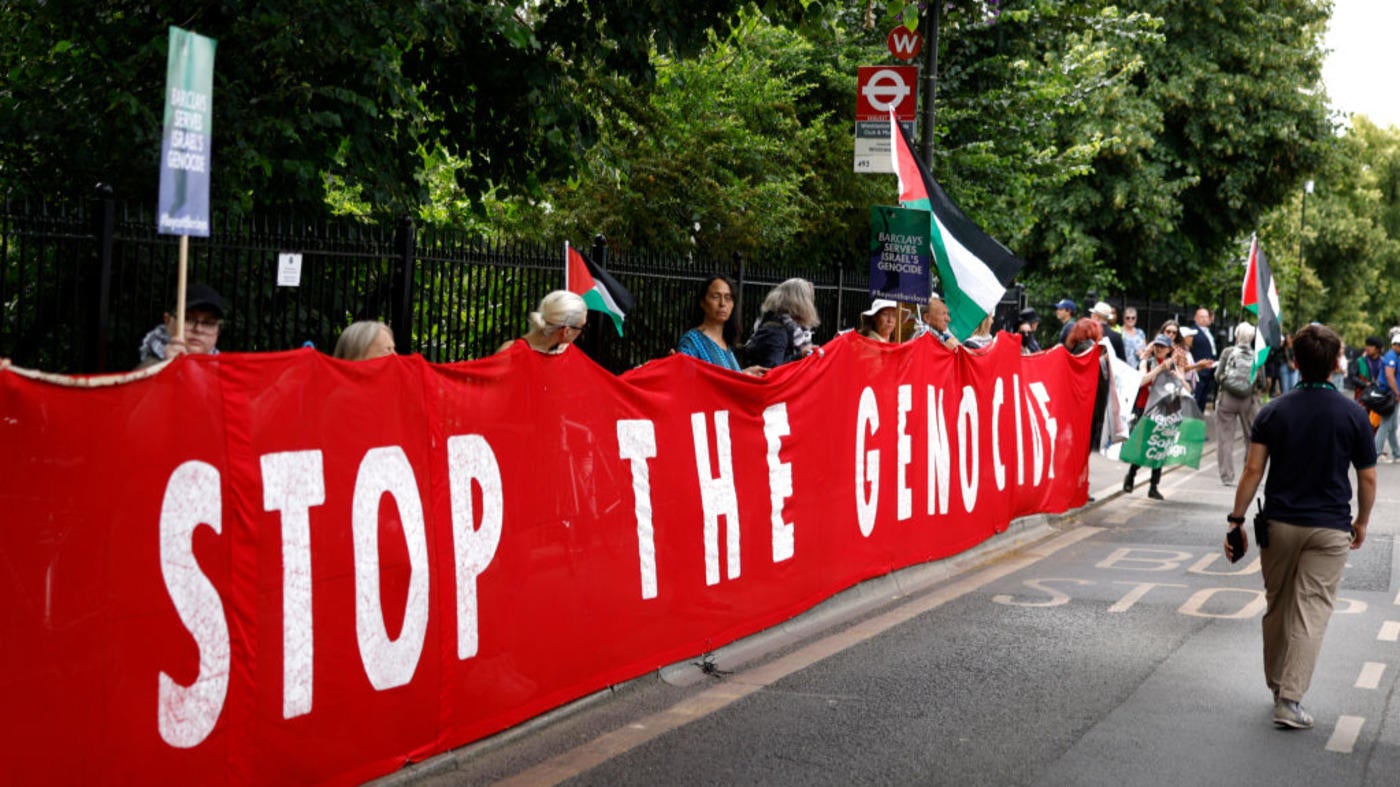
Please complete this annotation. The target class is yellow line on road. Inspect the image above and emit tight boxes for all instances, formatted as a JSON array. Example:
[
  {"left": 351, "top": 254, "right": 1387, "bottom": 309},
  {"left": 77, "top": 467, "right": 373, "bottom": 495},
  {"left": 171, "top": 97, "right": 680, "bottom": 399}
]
[{"left": 495, "top": 527, "right": 1104, "bottom": 786}]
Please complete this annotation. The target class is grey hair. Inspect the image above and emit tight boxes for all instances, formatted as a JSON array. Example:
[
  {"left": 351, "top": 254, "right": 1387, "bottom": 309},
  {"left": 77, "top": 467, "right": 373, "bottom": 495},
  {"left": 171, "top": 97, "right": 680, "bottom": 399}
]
[
  {"left": 333, "top": 320, "right": 392, "bottom": 360},
  {"left": 1234, "top": 322, "right": 1256, "bottom": 346},
  {"left": 527, "top": 290, "right": 588, "bottom": 335},
  {"left": 759, "top": 278, "right": 820, "bottom": 328}
]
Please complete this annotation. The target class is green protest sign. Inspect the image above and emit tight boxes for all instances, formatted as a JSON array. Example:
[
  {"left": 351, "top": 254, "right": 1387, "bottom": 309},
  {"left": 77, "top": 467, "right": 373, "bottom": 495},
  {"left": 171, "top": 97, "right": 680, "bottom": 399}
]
[{"left": 157, "top": 26, "right": 217, "bottom": 237}]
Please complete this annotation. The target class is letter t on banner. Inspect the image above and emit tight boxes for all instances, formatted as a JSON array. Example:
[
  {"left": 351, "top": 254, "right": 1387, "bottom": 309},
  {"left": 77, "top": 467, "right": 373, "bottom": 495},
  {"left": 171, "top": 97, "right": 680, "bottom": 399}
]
[{"left": 157, "top": 26, "right": 217, "bottom": 342}]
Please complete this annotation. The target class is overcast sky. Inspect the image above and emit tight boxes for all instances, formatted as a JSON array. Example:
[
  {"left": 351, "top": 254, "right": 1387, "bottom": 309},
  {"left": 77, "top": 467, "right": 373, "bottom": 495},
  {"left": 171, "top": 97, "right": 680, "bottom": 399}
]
[{"left": 1321, "top": 0, "right": 1399, "bottom": 129}]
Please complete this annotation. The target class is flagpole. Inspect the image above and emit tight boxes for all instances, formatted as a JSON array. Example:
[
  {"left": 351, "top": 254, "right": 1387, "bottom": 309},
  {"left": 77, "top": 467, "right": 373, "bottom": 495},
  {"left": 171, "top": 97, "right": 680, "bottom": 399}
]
[{"left": 918, "top": 2, "right": 941, "bottom": 164}]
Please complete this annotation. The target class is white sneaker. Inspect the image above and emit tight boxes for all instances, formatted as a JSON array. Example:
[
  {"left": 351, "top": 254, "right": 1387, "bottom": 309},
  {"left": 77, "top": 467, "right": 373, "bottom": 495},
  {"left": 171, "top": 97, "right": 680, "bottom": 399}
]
[{"left": 1273, "top": 699, "right": 1314, "bottom": 729}]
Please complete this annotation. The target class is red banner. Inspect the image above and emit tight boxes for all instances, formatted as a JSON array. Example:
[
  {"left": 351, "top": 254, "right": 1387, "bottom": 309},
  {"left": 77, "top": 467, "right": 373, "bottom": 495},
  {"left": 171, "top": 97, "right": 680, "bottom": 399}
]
[{"left": 0, "top": 333, "right": 1094, "bottom": 784}]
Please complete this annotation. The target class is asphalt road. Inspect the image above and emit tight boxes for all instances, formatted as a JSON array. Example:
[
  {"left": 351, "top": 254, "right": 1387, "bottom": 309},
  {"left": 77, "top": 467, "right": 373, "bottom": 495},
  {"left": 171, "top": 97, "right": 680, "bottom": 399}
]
[{"left": 378, "top": 431, "right": 1400, "bottom": 787}]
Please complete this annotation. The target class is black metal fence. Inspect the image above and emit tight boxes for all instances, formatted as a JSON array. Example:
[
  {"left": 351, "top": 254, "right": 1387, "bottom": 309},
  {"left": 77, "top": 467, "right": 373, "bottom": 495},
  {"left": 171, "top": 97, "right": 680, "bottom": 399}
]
[{"left": 3, "top": 190, "right": 1044, "bottom": 374}]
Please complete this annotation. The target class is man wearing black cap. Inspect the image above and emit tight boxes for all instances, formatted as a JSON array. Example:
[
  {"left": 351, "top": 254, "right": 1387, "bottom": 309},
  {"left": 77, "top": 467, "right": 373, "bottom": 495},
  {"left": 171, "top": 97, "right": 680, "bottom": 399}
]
[
  {"left": 1017, "top": 307, "right": 1041, "bottom": 354},
  {"left": 137, "top": 282, "right": 228, "bottom": 367}
]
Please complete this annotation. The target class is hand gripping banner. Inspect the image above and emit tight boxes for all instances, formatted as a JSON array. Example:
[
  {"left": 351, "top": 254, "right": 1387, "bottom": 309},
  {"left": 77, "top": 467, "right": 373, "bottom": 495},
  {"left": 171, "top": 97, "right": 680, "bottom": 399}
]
[{"left": 0, "top": 333, "right": 1096, "bottom": 784}]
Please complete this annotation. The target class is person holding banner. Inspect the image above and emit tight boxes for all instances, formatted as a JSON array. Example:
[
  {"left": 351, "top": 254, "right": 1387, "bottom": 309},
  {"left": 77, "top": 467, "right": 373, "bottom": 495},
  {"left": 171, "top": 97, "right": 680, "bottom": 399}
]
[
  {"left": 677, "top": 275, "right": 765, "bottom": 375},
  {"left": 333, "top": 321, "right": 395, "bottom": 360},
  {"left": 857, "top": 299, "right": 900, "bottom": 343},
  {"left": 499, "top": 290, "right": 588, "bottom": 355},
  {"left": 136, "top": 282, "right": 227, "bottom": 367},
  {"left": 745, "top": 278, "right": 819, "bottom": 368},
  {"left": 912, "top": 294, "right": 960, "bottom": 350}
]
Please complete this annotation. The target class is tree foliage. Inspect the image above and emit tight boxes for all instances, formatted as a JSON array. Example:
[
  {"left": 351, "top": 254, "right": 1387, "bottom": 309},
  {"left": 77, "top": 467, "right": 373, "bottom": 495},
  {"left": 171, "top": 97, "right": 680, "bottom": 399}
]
[{"left": 0, "top": 0, "right": 812, "bottom": 216}]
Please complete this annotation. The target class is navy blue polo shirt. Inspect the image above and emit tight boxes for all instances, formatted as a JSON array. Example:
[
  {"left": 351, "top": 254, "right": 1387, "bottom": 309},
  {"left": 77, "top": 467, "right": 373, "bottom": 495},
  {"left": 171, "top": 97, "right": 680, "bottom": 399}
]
[{"left": 1251, "top": 384, "right": 1377, "bottom": 529}]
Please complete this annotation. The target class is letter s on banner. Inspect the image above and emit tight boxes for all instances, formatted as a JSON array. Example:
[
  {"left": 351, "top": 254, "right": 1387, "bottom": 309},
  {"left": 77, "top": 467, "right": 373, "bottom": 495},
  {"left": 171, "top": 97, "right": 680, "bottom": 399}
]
[{"left": 158, "top": 460, "right": 230, "bottom": 748}]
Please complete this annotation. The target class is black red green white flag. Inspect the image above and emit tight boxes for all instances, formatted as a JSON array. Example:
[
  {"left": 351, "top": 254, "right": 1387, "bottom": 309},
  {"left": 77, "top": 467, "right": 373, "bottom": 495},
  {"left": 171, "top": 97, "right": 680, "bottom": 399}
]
[
  {"left": 889, "top": 111, "right": 1026, "bottom": 339},
  {"left": 566, "top": 242, "right": 635, "bottom": 336},
  {"left": 1241, "top": 234, "right": 1283, "bottom": 376}
]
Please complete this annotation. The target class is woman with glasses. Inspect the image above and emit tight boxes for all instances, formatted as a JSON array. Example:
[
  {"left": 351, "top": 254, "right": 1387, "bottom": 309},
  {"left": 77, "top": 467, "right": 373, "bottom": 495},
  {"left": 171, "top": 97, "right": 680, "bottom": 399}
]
[
  {"left": 500, "top": 290, "right": 588, "bottom": 355},
  {"left": 1124, "top": 334, "right": 1189, "bottom": 500}
]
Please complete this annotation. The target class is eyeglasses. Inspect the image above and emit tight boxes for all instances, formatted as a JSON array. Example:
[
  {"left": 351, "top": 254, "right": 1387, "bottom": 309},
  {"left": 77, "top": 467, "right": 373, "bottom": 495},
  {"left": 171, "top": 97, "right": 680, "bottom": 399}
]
[
  {"left": 186, "top": 317, "right": 222, "bottom": 332},
  {"left": 1124, "top": 316, "right": 1136, "bottom": 321}
]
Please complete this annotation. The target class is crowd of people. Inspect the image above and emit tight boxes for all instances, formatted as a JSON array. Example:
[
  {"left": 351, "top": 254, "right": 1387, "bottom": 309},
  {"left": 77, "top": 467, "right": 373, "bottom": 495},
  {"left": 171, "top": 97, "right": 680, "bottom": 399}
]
[{"left": 7, "top": 280, "right": 1399, "bottom": 469}]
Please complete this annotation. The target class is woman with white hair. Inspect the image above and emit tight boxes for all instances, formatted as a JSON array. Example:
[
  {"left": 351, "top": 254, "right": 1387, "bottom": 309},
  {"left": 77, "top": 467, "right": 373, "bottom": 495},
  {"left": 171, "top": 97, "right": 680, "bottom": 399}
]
[
  {"left": 333, "top": 320, "right": 395, "bottom": 360},
  {"left": 498, "top": 290, "right": 588, "bottom": 355},
  {"left": 1215, "top": 321, "right": 1261, "bottom": 486},
  {"left": 745, "top": 278, "right": 820, "bottom": 368}
]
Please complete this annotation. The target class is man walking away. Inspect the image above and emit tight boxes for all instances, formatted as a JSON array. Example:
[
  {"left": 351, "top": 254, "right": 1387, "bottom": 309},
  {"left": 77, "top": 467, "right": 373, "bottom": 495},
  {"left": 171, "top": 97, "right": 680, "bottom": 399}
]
[{"left": 1224, "top": 324, "right": 1376, "bottom": 729}]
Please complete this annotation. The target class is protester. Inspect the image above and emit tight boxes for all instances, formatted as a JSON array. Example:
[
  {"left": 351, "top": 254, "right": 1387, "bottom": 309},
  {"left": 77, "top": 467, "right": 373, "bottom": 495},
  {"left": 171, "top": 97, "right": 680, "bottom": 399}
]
[
  {"left": 137, "top": 282, "right": 228, "bottom": 367},
  {"left": 1120, "top": 307, "right": 1147, "bottom": 363},
  {"left": 1089, "top": 301, "right": 1125, "bottom": 363},
  {"left": 1016, "top": 307, "right": 1042, "bottom": 354},
  {"left": 1277, "top": 333, "right": 1299, "bottom": 393},
  {"left": 333, "top": 320, "right": 395, "bottom": 360},
  {"left": 1215, "top": 323, "right": 1260, "bottom": 486},
  {"left": 498, "top": 290, "right": 588, "bottom": 355},
  {"left": 1123, "top": 334, "right": 1186, "bottom": 500},
  {"left": 1375, "top": 332, "right": 1400, "bottom": 461},
  {"left": 676, "top": 275, "right": 763, "bottom": 374},
  {"left": 912, "top": 294, "right": 960, "bottom": 350},
  {"left": 857, "top": 299, "right": 899, "bottom": 343},
  {"left": 962, "top": 314, "right": 996, "bottom": 350},
  {"left": 1063, "top": 317, "right": 1101, "bottom": 354},
  {"left": 1224, "top": 324, "right": 1376, "bottom": 730},
  {"left": 1190, "top": 307, "right": 1219, "bottom": 412},
  {"left": 1054, "top": 298, "right": 1077, "bottom": 344},
  {"left": 745, "top": 278, "right": 819, "bottom": 368}
]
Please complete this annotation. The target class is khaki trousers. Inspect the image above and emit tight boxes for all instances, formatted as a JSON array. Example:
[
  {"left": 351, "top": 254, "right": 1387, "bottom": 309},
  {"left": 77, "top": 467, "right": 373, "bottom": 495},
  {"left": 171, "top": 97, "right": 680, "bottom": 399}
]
[
  {"left": 1260, "top": 520, "right": 1351, "bottom": 703},
  {"left": 1214, "top": 390, "right": 1258, "bottom": 484}
]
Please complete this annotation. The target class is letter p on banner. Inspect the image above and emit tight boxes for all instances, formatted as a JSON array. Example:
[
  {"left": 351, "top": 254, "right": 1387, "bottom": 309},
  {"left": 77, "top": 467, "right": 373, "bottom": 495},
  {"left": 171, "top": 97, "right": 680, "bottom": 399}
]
[{"left": 158, "top": 26, "right": 217, "bottom": 237}]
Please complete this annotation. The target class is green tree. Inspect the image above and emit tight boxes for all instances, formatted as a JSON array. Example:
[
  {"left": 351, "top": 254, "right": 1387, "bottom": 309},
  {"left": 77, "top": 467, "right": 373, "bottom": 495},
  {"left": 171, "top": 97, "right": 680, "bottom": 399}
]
[{"left": 0, "top": 0, "right": 812, "bottom": 215}]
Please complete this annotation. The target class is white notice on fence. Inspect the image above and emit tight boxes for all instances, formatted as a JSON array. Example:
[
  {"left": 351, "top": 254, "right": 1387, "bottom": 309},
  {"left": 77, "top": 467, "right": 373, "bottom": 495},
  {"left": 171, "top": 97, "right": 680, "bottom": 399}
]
[{"left": 277, "top": 252, "right": 303, "bottom": 287}]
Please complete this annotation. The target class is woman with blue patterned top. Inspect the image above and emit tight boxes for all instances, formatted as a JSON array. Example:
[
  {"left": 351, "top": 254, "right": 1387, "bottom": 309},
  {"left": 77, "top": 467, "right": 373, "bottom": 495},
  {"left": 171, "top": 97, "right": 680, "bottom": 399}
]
[{"left": 677, "top": 275, "right": 764, "bottom": 375}]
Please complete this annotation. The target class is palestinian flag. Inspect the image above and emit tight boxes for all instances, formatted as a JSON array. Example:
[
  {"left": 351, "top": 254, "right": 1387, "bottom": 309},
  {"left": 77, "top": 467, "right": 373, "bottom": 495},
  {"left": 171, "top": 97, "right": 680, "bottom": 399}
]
[
  {"left": 1241, "top": 234, "right": 1283, "bottom": 377},
  {"left": 566, "top": 242, "right": 634, "bottom": 336},
  {"left": 889, "top": 110, "right": 1026, "bottom": 340}
]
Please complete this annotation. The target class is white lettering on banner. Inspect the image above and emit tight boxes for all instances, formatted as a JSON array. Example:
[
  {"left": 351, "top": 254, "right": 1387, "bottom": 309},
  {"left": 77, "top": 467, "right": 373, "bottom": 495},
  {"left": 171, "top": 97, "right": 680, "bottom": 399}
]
[
  {"left": 352, "top": 447, "right": 429, "bottom": 690},
  {"left": 617, "top": 421, "right": 659, "bottom": 599},
  {"left": 172, "top": 108, "right": 204, "bottom": 132},
  {"left": 763, "top": 404, "right": 795, "bottom": 563},
  {"left": 897, "top": 384, "right": 913, "bottom": 521},
  {"left": 691, "top": 411, "right": 740, "bottom": 585},
  {"left": 1012, "top": 373, "right": 1023, "bottom": 485},
  {"left": 1028, "top": 382, "right": 1058, "bottom": 480},
  {"left": 926, "top": 385, "right": 951, "bottom": 516},
  {"left": 170, "top": 87, "right": 209, "bottom": 112},
  {"left": 855, "top": 387, "right": 880, "bottom": 536},
  {"left": 957, "top": 386, "right": 980, "bottom": 512},
  {"left": 447, "top": 435, "right": 504, "bottom": 657},
  {"left": 991, "top": 378, "right": 1006, "bottom": 491},
  {"left": 158, "top": 460, "right": 229, "bottom": 749},
  {"left": 260, "top": 450, "right": 326, "bottom": 720},
  {"left": 1023, "top": 379, "right": 1043, "bottom": 486}
]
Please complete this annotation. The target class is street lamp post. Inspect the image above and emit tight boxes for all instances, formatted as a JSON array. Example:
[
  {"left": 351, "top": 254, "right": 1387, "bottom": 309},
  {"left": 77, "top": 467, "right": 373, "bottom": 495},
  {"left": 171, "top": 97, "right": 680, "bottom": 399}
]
[{"left": 1293, "top": 179, "right": 1314, "bottom": 326}]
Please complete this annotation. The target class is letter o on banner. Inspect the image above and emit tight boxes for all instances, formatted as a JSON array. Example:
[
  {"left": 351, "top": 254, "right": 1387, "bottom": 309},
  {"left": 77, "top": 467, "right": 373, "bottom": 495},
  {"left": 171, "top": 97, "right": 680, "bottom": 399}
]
[{"left": 352, "top": 446, "right": 430, "bottom": 690}]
